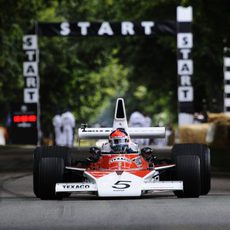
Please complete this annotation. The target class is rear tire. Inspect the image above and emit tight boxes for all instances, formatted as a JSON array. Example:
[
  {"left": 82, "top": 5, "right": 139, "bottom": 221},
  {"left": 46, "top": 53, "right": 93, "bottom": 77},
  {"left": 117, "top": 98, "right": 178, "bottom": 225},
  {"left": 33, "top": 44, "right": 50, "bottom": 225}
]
[
  {"left": 172, "top": 143, "right": 211, "bottom": 195},
  {"left": 174, "top": 155, "right": 201, "bottom": 198},
  {"left": 39, "top": 157, "right": 64, "bottom": 200},
  {"left": 33, "top": 146, "right": 72, "bottom": 198}
]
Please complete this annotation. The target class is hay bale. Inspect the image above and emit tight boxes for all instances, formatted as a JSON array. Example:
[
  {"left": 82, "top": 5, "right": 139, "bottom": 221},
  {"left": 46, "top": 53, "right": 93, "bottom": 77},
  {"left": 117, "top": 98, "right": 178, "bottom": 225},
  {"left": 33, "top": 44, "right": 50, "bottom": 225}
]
[
  {"left": 210, "top": 120, "right": 230, "bottom": 148},
  {"left": 179, "top": 124, "right": 210, "bottom": 144},
  {"left": 178, "top": 113, "right": 230, "bottom": 147},
  {"left": 208, "top": 113, "right": 230, "bottom": 123}
]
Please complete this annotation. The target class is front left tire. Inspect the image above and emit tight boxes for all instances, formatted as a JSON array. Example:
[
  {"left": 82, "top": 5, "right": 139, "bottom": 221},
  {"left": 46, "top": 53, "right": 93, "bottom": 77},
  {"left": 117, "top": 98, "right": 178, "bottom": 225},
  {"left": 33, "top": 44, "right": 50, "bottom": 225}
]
[
  {"left": 33, "top": 146, "right": 72, "bottom": 199},
  {"left": 38, "top": 157, "right": 64, "bottom": 200}
]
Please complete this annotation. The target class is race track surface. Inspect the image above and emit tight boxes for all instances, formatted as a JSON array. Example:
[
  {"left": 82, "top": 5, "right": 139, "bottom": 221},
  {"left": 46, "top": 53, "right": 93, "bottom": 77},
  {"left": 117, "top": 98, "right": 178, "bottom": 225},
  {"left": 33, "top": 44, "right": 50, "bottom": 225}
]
[{"left": 0, "top": 146, "right": 230, "bottom": 230}]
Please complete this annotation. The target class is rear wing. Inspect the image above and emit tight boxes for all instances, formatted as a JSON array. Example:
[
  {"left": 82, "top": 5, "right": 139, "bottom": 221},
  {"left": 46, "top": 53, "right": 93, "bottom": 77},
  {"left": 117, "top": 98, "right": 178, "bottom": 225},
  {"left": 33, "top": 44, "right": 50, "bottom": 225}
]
[
  {"left": 77, "top": 98, "right": 166, "bottom": 140},
  {"left": 78, "top": 127, "right": 166, "bottom": 139}
]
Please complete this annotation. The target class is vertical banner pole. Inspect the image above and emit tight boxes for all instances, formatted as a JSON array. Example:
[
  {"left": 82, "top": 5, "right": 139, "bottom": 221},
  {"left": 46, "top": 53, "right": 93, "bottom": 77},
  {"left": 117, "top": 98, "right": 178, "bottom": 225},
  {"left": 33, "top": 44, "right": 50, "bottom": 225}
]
[
  {"left": 223, "top": 47, "right": 230, "bottom": 114},
  {"left": 22, "top": 31, "right": 40, "bottom": 145},
  {"left": 177, "top": 6, "right": 194, "bottom": 125}
]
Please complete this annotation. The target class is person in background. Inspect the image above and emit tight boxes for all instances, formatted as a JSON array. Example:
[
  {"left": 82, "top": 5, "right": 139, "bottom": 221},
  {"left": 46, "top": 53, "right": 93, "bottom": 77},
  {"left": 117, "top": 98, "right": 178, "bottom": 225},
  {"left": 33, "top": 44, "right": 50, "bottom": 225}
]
[
  {"left": 0, "top": 126, "right": 6, "bottom": 145},
  {"left": 153, "top": 121, "right": 167, "bottom": 146},
  {"left": 61, "top": 109, "right": 76, "bottom": 147},
  {"left": 143, "top": 112, "right": 152, "bottom": 145},
  {"left": 52, "top": 113, "right": 63, "bottom": 146},
  {"left": 5, "top": 112, "right": 11, "bottom": 144},
  {"left": 128, "top": 110, "right": 146, "bottom": 145}
]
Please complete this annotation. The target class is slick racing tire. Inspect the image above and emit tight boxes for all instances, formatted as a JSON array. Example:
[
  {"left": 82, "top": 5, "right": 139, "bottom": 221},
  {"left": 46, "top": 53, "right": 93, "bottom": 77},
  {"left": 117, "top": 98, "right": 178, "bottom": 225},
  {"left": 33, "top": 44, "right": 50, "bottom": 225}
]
[
  {"left": 172, "top": 143, "right": 211, "bottom": 195},
  {"left": 39, "top": 157, "right": 64, "bottom": 200},
  {"left": 174, "top": 155, "right": 201, "bottom": 198},
  {"left": 33, "top": 146, "right": 72, "bottom": 198}
]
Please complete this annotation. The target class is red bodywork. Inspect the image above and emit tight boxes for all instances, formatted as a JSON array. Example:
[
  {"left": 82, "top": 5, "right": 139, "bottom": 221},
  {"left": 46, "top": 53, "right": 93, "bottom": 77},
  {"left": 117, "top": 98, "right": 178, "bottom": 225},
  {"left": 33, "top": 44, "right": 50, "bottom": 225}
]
[{"left": 86, "top": 154, "right": 152, "bottom": 179}]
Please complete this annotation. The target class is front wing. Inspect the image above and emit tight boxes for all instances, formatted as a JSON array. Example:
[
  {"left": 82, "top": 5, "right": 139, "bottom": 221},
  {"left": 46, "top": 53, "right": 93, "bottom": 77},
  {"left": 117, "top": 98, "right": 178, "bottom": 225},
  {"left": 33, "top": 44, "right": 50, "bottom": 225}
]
[{"left": 56, "top": 171, "right": 183, "bottom": 197}]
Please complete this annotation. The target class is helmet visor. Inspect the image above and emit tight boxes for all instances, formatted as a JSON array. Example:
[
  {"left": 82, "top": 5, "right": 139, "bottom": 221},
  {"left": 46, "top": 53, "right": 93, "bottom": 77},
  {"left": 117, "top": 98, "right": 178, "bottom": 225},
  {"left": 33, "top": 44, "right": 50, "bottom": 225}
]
[{"left": 110, "top": 137, "right": 129, "bottom": 152}]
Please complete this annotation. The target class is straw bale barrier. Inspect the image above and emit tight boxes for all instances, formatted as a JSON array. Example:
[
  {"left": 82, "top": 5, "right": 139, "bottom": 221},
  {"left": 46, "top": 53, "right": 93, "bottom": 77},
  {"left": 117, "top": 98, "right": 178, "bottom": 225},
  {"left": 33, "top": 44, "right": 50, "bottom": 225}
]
[
  {"left": 179, "top": 124, "right": 210, "bottom": 144},
  {"left": 207, "top": 113, "right": 230, "bottom": 147},
  {"left": 208, "top": 113, "right": 230, "bottom": 123},
  {"left": 179, "top": 113, "right": 230, "bottom": 147},
  {"left": 209, "top": 120, "right": 230, "bottom": 147}
]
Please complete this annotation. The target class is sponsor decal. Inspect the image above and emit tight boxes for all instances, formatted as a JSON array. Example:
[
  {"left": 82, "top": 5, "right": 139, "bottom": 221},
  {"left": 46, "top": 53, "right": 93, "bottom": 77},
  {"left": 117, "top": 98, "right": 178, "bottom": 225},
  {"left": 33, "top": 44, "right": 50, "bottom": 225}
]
[
  {"left": 109, "top": 156, "right": 131, "bottom": 164},
  {"left": 62, "top": 184, "right": 90, "bottom": 189},
  {"left": 133, "top": 157, "right": 142, "bottom": 167},
  {"left": 82, "top": 129, "right": 111, "bottom": 133}
]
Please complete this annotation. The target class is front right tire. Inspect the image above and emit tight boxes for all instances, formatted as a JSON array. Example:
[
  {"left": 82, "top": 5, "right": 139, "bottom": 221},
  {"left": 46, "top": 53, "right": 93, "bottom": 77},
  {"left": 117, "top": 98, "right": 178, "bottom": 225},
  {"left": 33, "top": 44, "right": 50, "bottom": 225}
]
[
  {"left": 172, "top": 144, "right": 211, "bottom": 195},
  {"left": 174, "top": 155, "right": 201, "bottom": 198}
]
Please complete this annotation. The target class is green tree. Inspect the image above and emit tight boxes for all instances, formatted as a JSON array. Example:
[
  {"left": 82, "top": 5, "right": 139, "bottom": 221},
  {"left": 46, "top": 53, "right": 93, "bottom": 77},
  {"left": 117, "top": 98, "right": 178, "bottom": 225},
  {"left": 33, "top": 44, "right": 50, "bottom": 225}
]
[{"left": 1, "top": 0, "right": 230, "bottom": 131}]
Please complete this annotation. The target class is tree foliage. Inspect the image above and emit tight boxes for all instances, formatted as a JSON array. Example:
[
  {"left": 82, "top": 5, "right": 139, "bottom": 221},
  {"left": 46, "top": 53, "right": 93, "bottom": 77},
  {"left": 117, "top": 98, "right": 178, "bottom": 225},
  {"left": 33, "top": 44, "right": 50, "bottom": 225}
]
[{"left": 1, "top": 0, "right": 230, "bottom": 131}]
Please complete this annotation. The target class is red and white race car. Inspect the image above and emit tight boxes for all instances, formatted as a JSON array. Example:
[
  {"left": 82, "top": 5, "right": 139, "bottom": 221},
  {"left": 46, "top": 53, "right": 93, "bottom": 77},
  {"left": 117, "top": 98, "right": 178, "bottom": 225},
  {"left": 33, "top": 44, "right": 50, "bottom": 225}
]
[{"left": 33, "top": 98, "right": 211, "bottom": 199}]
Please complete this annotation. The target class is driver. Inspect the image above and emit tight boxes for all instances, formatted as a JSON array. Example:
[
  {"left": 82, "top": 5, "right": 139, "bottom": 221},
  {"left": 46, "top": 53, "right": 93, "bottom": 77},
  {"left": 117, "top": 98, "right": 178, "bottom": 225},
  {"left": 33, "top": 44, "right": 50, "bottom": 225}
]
[
  {"left": 78, "top": 128, "right": 138, "bottom": 167},
  {"left": 101, "top": 128, "right": 138, "bottom": 154}
]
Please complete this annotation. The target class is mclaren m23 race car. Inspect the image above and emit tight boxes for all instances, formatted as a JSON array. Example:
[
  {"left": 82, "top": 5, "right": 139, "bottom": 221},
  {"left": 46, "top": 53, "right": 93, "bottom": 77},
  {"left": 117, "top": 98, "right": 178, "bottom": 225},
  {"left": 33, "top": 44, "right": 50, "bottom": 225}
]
[{"left": 33, "top": 98, "right": 211, "bottom": 200}]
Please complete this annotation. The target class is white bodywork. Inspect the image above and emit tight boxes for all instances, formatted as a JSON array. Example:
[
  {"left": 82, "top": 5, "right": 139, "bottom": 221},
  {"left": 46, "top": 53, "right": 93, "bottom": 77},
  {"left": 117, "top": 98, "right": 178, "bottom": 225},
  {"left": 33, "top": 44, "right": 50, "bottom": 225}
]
[
  {"left": 56, "top": 168, "right": 183, "bottom": 197},
  {"left": 55, "top": 166, "right": 183, "bottom": 197}
]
